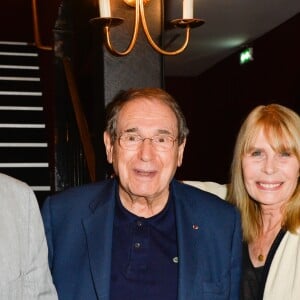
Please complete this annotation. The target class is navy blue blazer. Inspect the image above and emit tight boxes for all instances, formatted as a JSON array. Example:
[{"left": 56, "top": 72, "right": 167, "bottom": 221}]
[{"left": 42, "top": 179, "right": 242, "bottom": 300}]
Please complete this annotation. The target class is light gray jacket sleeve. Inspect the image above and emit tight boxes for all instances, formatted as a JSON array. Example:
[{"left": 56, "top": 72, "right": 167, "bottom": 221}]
[{"left": 0, "top": 173, "right": 58, "bottom": 299}]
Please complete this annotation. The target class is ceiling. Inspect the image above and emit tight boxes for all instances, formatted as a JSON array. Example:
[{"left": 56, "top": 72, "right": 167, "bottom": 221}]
[{"left": 164, "top": 0, "right": 300, "bottom": 77}]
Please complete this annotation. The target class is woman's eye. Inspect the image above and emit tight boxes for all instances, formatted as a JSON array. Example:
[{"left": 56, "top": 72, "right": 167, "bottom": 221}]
[
  {"left": 279, "top": 151, "right": 291, "bottom": 157},
  {"left": 251, "top": 150, "right": 262, "bottom": 157}
]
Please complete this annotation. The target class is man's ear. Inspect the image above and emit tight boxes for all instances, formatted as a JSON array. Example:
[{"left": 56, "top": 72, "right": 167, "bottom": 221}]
[
  {"left": 177, "top": 139, "right": 186, "bottom": 167},
  {"left": 103, "top": 131, "right": 113, "bottom": 164}
]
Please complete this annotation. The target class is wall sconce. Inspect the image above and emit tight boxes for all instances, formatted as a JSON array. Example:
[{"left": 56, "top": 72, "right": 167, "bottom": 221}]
[{"left": 90, "top": 0, "right": 205, "bottom": 56}]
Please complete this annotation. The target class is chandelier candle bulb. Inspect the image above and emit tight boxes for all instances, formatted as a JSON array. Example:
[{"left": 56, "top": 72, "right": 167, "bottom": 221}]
[
  {"left": 99, "top": 0, "right": 111, "bottom": 18},
  {"left": 183, "top": 0, "right": 194, "bottom": 19}
]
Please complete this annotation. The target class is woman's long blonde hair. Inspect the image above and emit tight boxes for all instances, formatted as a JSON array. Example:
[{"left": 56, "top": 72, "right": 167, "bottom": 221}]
[{"left": 227, "top": 104, "right": 300, "bottom": 242}]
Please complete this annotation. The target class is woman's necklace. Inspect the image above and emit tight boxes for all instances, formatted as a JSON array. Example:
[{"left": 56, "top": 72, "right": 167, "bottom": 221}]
[
  {"left": 256, "top": 220, "right": 282, "bottom": 262},
  {"left": 258, "top": 253, "right": 265, "bottom": 262}
]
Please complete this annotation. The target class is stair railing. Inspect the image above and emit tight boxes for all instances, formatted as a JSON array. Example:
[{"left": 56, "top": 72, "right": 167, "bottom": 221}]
[
  {"left": 31, "top": 0, "right": 53, "bottom": 51},
  {"left": 31, "top": 0, "right": 96, "bottom": 182},
  {"left": 62, "top": 57, "right": 96, "bottom": 182}
]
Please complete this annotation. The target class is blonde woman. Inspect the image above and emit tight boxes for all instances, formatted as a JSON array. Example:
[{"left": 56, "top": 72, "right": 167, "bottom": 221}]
[{"left": 227, "top": 104, "right": 300, "bottom": 300}]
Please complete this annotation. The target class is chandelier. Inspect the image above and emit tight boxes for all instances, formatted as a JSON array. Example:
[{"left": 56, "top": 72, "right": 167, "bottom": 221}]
[{"left": 90, "top": 0, "right": 205, "bottom": 56}]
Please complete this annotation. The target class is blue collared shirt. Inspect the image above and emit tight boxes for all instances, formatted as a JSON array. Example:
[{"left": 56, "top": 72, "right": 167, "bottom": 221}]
[{"left": 110, "top": 191, "right": 178, "bottom": 299}]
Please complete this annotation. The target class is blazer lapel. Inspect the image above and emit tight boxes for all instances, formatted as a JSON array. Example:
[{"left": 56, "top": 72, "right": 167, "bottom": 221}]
[
  {"left": 82, "top": 184, "right": 116, "bottom": 300},
  {"left": 173, "top": 182, "right": 205, "bottom": 300}
]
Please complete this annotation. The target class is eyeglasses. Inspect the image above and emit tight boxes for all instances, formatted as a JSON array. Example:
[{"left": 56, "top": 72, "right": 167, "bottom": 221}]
[{"left": 118, "top": 133, "right": 177, "bottom": 152}]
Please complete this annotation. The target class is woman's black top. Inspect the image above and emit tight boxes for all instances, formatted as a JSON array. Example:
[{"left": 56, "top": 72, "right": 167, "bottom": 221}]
[{"left": 240, "top": 229, "right": 286, "bottom": 300}]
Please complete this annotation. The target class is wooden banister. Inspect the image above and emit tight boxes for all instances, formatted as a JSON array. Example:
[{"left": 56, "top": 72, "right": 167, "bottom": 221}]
[
  {"left": 31, "top": 0, "right": 97, "bottom": 182},
  {"left": 31, "top": 0, "right": 53, "bottom": 51},
  {"left": 62, "top": 57, "right": 96, "bottom": 182}
]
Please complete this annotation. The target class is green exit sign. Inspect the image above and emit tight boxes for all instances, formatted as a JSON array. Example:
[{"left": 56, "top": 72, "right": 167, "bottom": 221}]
[{"left": 240, "top": 47, "right": 253, "bottom": 64}]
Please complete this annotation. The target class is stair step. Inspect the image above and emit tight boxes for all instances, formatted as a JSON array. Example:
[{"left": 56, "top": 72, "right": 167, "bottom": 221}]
[
  {"left": 0, "top": 65, "right": 40, "bottom": 77},
  {"left": 0, "top": 167, "right": 50, "bottom": 186},
  {"left": 0, "top": 54, "right": 38, "bottom": 66},
  {"left": 0, "top": 94, "right": 42, "bottom": 106},
  {"left": 0, "top": 79, "right": 41, "bottom": 91},
  {"left": 0, "top": 147, "right": 48, "bottom": 162},
  {"left": 0, "top": 109, "right": 45, "bottom": 123},
  {"left": 0, "top": 41, "right": 37, "bottom": 52},
  {"left": 0, "top": 127, "right": 48, "bottom": 142}
]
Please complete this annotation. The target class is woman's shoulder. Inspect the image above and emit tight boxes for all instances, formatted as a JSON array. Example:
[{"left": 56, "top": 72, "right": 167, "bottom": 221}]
[{"left": 182, "top": 180, "right": 228, "bottom": 199}]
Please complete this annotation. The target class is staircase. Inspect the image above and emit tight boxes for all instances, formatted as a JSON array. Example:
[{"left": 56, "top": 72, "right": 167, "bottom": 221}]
[{"left": 0, "top": 41, "right": 51, "bottom": 205}]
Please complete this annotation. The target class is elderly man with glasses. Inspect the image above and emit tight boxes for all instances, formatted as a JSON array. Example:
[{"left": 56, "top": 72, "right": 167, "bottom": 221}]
[{"left": 42, "top": 87, "right": 242, "bottom": 300}]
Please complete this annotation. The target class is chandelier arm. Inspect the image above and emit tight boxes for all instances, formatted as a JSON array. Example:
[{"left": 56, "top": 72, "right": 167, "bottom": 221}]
[
  {"left": 139, "top": 0, "right": 190, "bottom": 56},
  {"left": 104, "top": 0, "right": 140, "bottom": 56}
]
